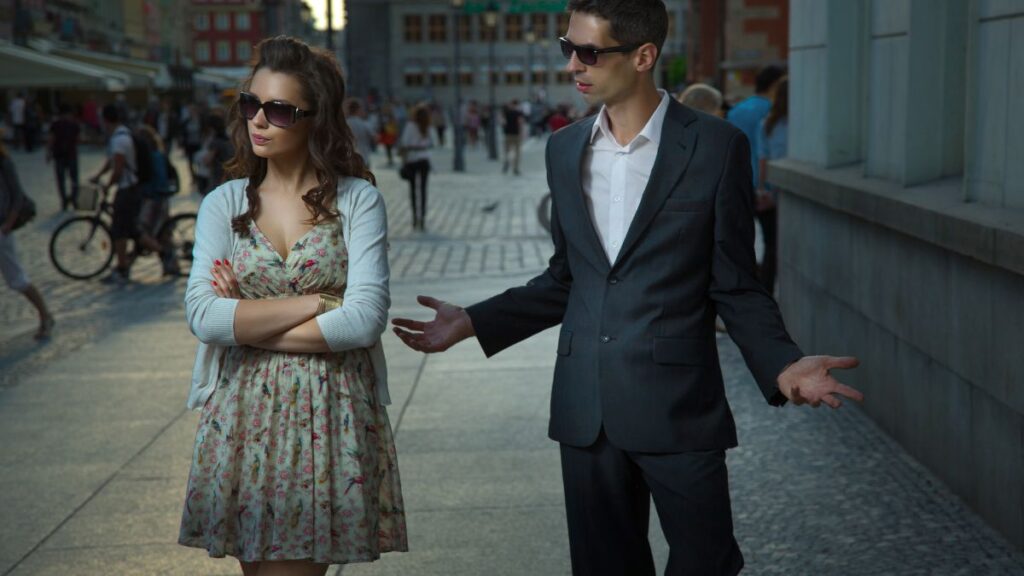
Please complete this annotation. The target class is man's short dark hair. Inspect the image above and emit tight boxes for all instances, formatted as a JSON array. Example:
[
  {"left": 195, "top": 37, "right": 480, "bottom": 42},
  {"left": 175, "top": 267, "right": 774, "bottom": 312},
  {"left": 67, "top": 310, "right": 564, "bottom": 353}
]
[
  {"left": 755, "top": 65, "right": 786, "bottom": 94},
  {"left": 566, "top": 0, "right": 668, "bottom": 64},
  {"left": 101, "top": 103, "right": 120, "bottom": 124}
]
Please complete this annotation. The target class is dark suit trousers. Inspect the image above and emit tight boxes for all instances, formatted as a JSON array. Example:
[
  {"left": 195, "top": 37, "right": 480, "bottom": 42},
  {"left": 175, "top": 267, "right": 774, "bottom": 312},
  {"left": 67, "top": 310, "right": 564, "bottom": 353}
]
[{"left": 560, "top": 430, "right": 744, "bottom": 576}]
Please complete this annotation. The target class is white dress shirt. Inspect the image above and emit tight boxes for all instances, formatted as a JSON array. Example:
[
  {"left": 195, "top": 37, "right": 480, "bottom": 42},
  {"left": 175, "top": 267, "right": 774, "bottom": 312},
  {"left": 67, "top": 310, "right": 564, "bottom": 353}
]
[{"left": 582, "top": 90, "right": 671, "bottom": 264}]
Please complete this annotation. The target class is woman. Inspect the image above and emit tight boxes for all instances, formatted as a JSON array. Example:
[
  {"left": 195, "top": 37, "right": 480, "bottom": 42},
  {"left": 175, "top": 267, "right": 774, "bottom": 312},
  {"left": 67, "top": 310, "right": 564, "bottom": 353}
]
[
  {"left": 756, "top": 76, "right": 788, "bottom": 294},
  {"left": 399, "top": 105, "right": 432, "bottom": 232},
  {"left": 0, "top": 138, "right": 54, "bottom": 340},
  {"left": 178, "top": 36, "right": 407, "bottom": 576}
]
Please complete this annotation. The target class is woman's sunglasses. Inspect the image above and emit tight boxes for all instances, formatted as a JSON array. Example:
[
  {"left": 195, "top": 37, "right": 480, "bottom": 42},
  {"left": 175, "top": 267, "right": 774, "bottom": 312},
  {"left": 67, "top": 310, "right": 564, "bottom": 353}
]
[
  {"left": 238, "top": 92, "right": 314, "bottom": 129},
  {"left": 559, "top": 36, "right": 640, "bottom": 66}
]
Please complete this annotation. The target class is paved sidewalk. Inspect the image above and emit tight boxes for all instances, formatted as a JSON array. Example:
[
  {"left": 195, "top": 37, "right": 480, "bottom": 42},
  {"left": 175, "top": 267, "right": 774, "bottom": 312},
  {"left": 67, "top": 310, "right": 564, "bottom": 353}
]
[{"left": 1, "top": 140, "right": 1023, "bottom": 575}]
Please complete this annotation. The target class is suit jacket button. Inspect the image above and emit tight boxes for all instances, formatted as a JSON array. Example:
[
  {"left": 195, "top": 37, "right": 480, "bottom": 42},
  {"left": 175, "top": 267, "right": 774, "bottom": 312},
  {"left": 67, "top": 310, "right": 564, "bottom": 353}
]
[
  {"left": 608, "top": 277, "right": 619, "bottom": 285},
  {"left": 600, "top": 335, "right": 611, "bottom": 343}
]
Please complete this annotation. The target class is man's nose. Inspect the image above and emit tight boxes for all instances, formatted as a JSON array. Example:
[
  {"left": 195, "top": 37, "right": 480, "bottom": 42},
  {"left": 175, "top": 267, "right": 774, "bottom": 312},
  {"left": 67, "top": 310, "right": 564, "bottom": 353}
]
[{"left": 565, "top": 53, "right": 586, "bottom": 74}]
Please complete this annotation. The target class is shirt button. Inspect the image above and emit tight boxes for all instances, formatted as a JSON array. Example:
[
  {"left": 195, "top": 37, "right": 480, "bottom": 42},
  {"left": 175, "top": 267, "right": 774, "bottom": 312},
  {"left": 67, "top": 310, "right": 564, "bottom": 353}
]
[
  {"left": 611, "top": 240, "right": 619, "bottom": 248},
  {"left": 613, "top": 196, "right": 622, "bottom": 203},
  {"left": 600, "top": 335, "right": 611, "bottom": 343}
]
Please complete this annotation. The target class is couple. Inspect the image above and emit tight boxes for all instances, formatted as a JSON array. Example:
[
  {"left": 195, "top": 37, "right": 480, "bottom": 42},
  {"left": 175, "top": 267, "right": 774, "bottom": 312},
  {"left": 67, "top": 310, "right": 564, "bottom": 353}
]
[{"left": 179, "top": 4, "right": 861, "bottom": 575}]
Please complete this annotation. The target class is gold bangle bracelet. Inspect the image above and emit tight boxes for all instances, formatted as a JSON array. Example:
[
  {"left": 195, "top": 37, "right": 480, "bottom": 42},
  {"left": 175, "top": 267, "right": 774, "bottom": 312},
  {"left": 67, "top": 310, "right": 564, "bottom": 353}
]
[{"left": 317, "top": 293, "right": 343, "bottom": 315}]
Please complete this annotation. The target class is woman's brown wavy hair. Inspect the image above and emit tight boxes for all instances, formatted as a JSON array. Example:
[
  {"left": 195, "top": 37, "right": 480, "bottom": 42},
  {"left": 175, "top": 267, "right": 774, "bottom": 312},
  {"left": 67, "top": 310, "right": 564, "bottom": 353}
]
[{"left": 226, "top": 35, "right": 375, "bottom": 237}]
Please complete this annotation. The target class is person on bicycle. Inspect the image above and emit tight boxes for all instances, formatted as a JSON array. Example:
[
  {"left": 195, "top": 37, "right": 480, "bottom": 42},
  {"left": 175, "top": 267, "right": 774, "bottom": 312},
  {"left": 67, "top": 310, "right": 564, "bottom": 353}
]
[
  {"left": 90, "top": 104, "right": 141, "bottom": 285},
  {"left": 134, "top": 125, "right": 181, "bottom": 276}
]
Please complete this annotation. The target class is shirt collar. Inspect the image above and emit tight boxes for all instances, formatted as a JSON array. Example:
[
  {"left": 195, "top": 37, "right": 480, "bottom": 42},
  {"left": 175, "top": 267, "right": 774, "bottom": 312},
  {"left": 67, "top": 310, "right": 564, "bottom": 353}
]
[{"left": 590, "top": 89, "right": 671, "bottom": 149}]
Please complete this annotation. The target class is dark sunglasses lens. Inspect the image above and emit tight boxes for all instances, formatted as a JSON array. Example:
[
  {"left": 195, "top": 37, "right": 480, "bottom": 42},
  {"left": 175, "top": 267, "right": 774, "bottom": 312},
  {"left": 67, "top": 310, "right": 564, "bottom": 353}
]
[
  {"left": 578, "top": 47, "right": 597, "bottom": 65},
  {"left": 239, "top": 94, "right": 260, "bottom": 119},
  {"left": 559, "top": 38, "right": 574, "bottom": 60},
  {"left": 263, "top": 102, "right": 295, "bottom": 128}
]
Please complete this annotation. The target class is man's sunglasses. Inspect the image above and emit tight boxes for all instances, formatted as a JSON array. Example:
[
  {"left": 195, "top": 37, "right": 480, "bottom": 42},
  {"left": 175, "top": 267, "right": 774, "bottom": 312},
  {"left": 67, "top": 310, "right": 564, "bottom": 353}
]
[
  {"left": 238, "top": 92, "right": 314, "bottom": 128},
  {"left": 559, "top": 36, "right": 640, "bottom": 66}
]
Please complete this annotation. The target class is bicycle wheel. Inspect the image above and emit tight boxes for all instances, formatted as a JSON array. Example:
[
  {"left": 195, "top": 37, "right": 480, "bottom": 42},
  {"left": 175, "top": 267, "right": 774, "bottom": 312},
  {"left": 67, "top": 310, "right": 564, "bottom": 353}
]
[
  {"left": 158, "top": 212, "right": 197, "bottom": 276},
  {"left": 49, "top": 216, "right": 115, "bottom": 280}
]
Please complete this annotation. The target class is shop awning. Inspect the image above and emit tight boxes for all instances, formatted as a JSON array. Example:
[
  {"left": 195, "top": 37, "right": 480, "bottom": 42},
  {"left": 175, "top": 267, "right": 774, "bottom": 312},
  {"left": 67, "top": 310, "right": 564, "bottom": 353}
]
[
  {"left": 48, "top": 46, "right": 173, "bottom": 90},
  {"left": 0, "top": 41, "right": 128, "bottom": 91}
]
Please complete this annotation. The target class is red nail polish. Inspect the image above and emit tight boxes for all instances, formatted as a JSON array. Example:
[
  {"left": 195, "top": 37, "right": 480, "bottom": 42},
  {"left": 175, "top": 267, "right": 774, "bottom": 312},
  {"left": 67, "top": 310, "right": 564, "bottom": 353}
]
[
  {"left": 214, "top": 259, "right": 221, "bottom": 266},
  {"left": 213, "top": 281, "right": 218, "bottom": 286}
]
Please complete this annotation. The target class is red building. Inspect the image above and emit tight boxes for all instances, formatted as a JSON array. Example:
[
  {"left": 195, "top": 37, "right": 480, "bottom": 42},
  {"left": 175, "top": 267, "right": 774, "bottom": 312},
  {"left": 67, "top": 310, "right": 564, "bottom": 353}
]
[
  {"left": 686, "top": 0, "right": 788, "bottom": 100},
  {"left": 190, "top": 0, "right": 265, "bottom": 69}
]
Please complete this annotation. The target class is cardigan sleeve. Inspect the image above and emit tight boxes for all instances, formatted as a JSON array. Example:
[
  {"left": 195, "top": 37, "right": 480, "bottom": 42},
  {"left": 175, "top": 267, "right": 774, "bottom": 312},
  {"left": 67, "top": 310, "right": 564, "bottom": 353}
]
[
  {"left": 184, "top": 184, "right": 239, "bottom": 346},
  {"left": 316, "top": 181, "right": 391, "bottom": 351}
]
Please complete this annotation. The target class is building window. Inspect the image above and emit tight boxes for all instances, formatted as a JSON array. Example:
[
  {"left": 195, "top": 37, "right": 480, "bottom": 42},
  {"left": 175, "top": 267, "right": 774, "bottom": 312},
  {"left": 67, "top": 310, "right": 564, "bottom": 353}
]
[
  {"left": 479, "top": 15, "right": 497, "bottom": 42},
  {"left": 431, "top": 71, "right": 449, "bottom": 86},
  {"left": 556, "top": 13, "right": 570, "bottom": 36},
  {"left": 216, "top": 40, "right": 231, "bottom": 62},
  {"left": 530, "top": 13, "right": 548, "bottom": 39},
  {"left": 236, "top": 13, "right": 251, "bottom": 31},
  {"left": 237, "top": 41, "right": 251, "bottom": 62},
  {"left": 531, "top": 70, "right": 546, "bottom": 85},
  {"left": 428, "top": 14, "right": 447, "bottom": 42},
  {"left": 405, "top": 73, "right": 425, "bottom": 87},
  {"left": 459, "top": 71, "right": 474, "bottom": 86},
  {"left": 404, "top": 15, "right": 423, "bottom": 43},
  {"left": 195, "top": 13, "right": 209, "bottom": 31},
  {"left": 215, "top": 12, "right": 231, "bottom": 31},
  {"left": 457, "top": 14, "right": 472, "bottom": 42},
  {"left": 557, "top": 71, "right": 573, "bottom": 84},
  {"left": 505, "top": 14, "right": 522, "bottom": 41},
  {"left": 196, "top": 41, "right": 210, "bottom": 62},
  {"left": 505, "top": 70, "right": 524, "bottom": 85}
]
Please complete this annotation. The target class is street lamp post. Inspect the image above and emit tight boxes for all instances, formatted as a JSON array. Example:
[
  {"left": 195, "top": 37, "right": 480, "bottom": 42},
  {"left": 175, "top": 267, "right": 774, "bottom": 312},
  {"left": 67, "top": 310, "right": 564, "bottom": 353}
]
[
  {"left": 484, "top": 3, "right": 499, "bottom": 161},
  {"left": 525, "top": 29, "right": 536, "bottom": 102},
  {"left": 452, "top": 0, "right": 466, "bottom": 172}
]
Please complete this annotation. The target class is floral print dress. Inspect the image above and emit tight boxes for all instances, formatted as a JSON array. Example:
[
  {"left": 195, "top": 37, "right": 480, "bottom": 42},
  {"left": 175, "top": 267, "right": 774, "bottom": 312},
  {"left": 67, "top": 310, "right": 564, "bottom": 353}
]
[{"left": 179, "top": 220, "right": 407, "bottom": 564}]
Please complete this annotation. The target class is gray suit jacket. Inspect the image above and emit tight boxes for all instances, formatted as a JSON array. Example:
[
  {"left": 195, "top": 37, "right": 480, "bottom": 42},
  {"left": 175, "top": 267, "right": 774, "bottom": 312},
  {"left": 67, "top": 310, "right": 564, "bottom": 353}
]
[{"left": 467, "top": 99, "right": 803, "bottom": 452}]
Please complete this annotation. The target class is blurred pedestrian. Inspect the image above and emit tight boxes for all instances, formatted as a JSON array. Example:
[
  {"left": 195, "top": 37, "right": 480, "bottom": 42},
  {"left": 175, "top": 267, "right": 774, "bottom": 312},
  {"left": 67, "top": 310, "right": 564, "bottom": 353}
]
[
  {"left": 8, "top": 92, "right": 26, "bottom": 150},
  {"left": 430, "top": 101, "right": 447, "bottom": 146},
  {"left": 346, "top": 97, "right": 378, "bottom": 168},
  {"left": 46, "top": 104, "right": 81, "bottom": 211},
  {"left": 677, "top": 83, "right": 723, "bottom": 117},
  {"left": 181, "top": 104, "right": 204, "bottom": 180},
  {"left": 0, "top": 137, "right": 54, "bottom": 339},
  {"left": 465, "top": 100, "right": 481, "bottom": 147},
  {"left": 726, "top": 65, "right": 785, "bottom": 200},
  {"left": 134, "top": 125, "right": 181, "bottom": 276},
  {"left": 89, "top": 104, "right": 141, "bottom": 285},
  {"left": 198, "top": 112, "right": 233, "bottom": 196},
  {"left": 378, "top": 105, "right": 399, "bottom": 167},
  {"left": 547, "top": 105, "right": 571, "bottom": 133},
  {"left": 502, "top": 99, "right": 526, "bottom": 175},
  {"left": 756, "top": 77, "right": 788, "bottom": 294},
  {"left": 178, "top": 35, "right": 407, "bottom": 573},
  {"left": 400, "top": 105, "right": 433, "bottom": 231}
]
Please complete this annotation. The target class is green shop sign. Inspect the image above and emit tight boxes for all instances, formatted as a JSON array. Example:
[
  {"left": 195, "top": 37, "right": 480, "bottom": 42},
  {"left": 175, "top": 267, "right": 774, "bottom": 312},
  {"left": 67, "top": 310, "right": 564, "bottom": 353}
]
[{"left": 462, "top": 0, "right": 566, "bottom": 14}]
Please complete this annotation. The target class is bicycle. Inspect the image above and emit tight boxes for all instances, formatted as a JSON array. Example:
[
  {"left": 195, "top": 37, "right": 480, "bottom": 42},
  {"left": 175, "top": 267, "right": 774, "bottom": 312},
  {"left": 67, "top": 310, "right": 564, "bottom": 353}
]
[{"left": 49, "top": 183, "right": 197, "bottom": 280}]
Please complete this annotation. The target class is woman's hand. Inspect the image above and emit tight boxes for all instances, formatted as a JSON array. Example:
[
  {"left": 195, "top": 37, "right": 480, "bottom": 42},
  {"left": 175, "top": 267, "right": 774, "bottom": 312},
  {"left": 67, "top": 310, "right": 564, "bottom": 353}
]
[{"left": 210, "top": 258, "right": 242, "bottom": 299}]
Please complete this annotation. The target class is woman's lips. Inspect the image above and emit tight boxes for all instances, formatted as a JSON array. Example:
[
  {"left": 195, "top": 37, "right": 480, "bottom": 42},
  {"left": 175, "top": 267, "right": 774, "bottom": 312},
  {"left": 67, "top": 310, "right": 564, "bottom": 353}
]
[{"left": 252, "top": 134, "right": 270, "bottom": 146}]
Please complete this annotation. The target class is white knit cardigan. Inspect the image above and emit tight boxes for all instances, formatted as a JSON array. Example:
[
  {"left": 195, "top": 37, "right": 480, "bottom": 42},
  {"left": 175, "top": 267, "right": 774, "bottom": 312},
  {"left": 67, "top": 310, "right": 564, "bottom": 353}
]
[{"left": 185, "top": 176, "right": 391, "bottom": 410}]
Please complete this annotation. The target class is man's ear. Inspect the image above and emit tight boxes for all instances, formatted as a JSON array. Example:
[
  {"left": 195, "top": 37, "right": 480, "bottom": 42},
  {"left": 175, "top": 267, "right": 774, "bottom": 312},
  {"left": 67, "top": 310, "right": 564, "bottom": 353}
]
[{"left": 634, "top": 43, "right": 659, "bottom": 73}]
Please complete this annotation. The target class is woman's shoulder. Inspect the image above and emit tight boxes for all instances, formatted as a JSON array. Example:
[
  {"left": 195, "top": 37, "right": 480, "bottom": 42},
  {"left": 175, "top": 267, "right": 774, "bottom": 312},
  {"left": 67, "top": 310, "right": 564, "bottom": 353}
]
[{"left": 201, "top": 178, "right": 249, "bottom": 214}]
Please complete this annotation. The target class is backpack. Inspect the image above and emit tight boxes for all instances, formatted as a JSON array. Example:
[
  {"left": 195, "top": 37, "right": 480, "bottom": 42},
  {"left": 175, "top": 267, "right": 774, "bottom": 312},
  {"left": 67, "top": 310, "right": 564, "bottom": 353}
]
[{"left": 130, "top": 130, "right": 154, "bottom": 186}]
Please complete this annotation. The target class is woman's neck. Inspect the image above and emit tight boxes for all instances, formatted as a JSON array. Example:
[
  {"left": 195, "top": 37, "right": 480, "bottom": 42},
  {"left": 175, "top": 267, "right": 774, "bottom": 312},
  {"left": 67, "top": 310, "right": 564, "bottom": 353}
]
[{"left": 263, "top": 152, "right": 318, "bottom": 197}]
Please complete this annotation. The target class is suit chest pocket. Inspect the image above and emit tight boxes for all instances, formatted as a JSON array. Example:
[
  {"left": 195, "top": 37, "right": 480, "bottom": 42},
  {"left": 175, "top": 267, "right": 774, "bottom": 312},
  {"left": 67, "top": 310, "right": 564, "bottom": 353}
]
[{"left": 663, "top": 198, "right": 710, "bottom": 213}]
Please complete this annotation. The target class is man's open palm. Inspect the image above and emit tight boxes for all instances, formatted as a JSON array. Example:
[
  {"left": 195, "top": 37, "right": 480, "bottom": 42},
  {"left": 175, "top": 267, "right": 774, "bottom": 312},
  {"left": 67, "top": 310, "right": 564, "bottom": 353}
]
[
  {"left": 777, "top": 355, "right": 864, "bottom": 408},
  {"left": 392, "top": 296, "right": 475, "bottom": 353}
]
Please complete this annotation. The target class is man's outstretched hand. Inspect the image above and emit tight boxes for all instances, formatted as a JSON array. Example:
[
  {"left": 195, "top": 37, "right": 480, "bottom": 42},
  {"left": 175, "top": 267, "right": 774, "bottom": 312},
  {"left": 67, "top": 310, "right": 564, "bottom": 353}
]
[
  {"left": 392, "top": 296, "right": 476, "bottom": 353},
  {"left": 777, "top": 356, "right": 864, "bottom": 409}
]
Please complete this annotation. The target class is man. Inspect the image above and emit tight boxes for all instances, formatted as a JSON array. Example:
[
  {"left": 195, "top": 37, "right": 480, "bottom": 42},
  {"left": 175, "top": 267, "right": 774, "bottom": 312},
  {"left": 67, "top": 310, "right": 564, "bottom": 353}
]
[
  {"left": 727, "top": 65, "right": 785, "bottom": 292},
  {"left": 502, "top": 99, "right": 526, "bottom": 175},
  {"left": 345, "top": 97, "right": 378, "bottom": 168},
  {"left": 47, "top": 104, "right": 81, "bottom": 211},
  {"left": 8, "top": 93, "right": 25, "bottom": 151},
  {"left": 90, "top": 104, "right": 141, "bottom": 285},
  {"left": 393, "top": 2, "right": 862, "bottom": 574}
]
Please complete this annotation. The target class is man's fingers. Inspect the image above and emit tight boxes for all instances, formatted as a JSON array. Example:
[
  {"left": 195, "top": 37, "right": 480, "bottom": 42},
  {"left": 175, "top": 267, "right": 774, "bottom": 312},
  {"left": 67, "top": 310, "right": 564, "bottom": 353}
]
[
  {"left": 393, "top": 327, "right": 426, "bottom": 352},
  {"left": 825, "top": 356, "right": 860, "bottom": 370},
  {"left": 822, "top": 394, "right": 842, "bottom": 409},
  {"left": 830, "top": 381, "right": 864, "bottom": 402},
  {"left": 391, "top": 318, "right": 427, "bottom": 331},
  {"left": 417, "top": 295, "right": 444, "bottom": 310}
]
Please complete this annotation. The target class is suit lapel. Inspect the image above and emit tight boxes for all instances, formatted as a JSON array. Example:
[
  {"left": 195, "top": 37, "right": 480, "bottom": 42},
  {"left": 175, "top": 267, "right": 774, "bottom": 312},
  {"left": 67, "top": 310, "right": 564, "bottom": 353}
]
[
  {"left": 612, "top": 101, "right": 699, "bottom": 269},
  {"left": 558, "top": 117, "right": 611, "bottom": 272}
]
